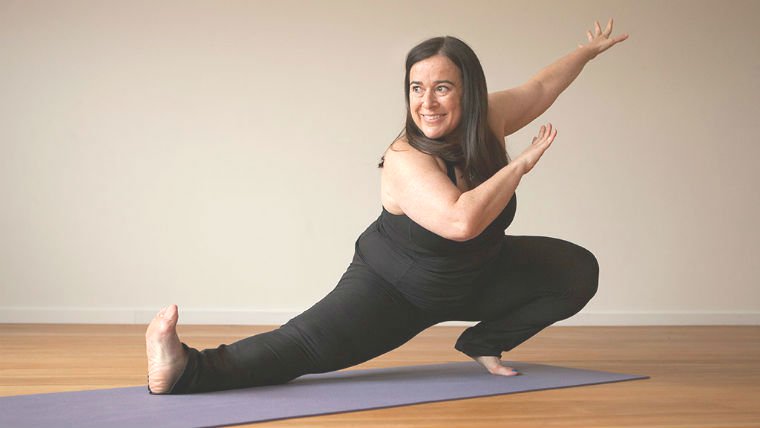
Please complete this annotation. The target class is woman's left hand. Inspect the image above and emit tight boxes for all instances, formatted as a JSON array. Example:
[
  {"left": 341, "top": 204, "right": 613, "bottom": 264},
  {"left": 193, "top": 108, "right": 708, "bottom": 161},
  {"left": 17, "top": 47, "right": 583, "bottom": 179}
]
[{"left": 579, "top": 18, "right": 629, "bottom": 60}]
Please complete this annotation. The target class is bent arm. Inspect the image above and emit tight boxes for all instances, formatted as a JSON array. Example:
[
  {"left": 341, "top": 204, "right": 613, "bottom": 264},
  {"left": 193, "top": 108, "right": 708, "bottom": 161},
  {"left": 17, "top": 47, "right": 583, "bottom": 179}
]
[
  {"left": 385, "top": 143, "right": 470, "bottom": 241},
  {"left": 385, "top": 141, "right": 525, "bottom": 242},
  {"left": 458, "top": 161, "right": 526, "bottom": 239}
]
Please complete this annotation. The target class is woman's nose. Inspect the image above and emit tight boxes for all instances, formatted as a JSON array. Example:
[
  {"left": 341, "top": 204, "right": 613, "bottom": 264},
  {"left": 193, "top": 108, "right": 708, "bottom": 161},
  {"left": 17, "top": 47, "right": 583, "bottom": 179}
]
[{"left": 422, "top": 91, "right": 437, "bottom": 108}]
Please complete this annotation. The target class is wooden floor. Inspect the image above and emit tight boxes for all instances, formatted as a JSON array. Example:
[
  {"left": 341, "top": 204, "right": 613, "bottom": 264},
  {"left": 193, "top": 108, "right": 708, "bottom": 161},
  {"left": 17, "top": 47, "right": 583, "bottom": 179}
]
[{"left": 1, "top": 324, "right": 759, "bottom": 427}]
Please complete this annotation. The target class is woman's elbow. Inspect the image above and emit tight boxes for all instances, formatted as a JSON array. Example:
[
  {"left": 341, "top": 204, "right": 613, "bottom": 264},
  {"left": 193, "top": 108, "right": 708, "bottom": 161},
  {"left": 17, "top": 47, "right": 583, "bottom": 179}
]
[{"left": 451, "top": 217, "right": 476, "bottom": 242}]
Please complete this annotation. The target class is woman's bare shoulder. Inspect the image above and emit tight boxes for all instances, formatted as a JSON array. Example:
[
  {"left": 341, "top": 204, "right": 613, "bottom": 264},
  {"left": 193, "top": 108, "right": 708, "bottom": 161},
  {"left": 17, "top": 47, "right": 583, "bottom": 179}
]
[
  {"left": 381, "top": 137, "right": 450, "bottom": 215},
  {"left": 384, "top": 137, "right": 445, "bottom": 171},
  {"left": 384, "top": 136, "right": 412, "bottom": 157}
]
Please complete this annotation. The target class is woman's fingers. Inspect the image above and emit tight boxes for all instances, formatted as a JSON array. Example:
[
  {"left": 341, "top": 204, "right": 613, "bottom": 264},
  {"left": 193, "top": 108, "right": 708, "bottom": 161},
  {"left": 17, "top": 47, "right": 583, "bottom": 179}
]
[
  {"left": 538, "top": 123, "right": 553, "bottom": 140},
  {"left": 520, "top": 124, "right": 557, "bottom": 174},
  {"left": 535, "top": 123, "right": 555, "bottom": 147},
  {"left": 589, "top": 18, "right": 616, "bottom": 41},
  {"left": 612, "top": 33, "right": 629, "bottom": 44},
  {"left": 583, "top": 18, "right": 629, "bottom": 57},
  {"left": 603, "top": 18, "right": 613, "bottom": 37},
  {"left": 545, "top": 126, "right": 556, "bottom": 146}
]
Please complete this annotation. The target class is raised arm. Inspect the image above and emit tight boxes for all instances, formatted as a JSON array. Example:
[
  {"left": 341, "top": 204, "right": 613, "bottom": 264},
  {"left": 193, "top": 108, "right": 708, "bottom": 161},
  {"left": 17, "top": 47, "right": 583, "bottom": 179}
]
[{"left": 489, "top": 18, "right": 629, "bottom": 137}]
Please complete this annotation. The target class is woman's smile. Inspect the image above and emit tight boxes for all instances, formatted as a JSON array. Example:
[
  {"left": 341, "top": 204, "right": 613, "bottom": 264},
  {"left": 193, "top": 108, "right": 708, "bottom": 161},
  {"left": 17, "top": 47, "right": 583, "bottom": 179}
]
[
  {"left": 409, "top": 54, "right": 462, "bottom": 139},
  {"left": 421, "top": 113, "right": 447, "bottom": 123}
]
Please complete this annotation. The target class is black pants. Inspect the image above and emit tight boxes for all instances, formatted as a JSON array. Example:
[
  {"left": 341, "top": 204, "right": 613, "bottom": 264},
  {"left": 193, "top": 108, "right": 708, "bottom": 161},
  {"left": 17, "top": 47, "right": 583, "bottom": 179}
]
[{"left": 154, "top": 235, "right": 599, "bottom": 394}]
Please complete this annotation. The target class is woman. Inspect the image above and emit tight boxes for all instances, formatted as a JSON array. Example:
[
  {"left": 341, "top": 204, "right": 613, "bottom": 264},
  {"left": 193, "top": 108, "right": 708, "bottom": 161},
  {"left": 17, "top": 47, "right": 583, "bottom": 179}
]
[{"left": 146, "top": 19, "right": 628, "bottom": 394}]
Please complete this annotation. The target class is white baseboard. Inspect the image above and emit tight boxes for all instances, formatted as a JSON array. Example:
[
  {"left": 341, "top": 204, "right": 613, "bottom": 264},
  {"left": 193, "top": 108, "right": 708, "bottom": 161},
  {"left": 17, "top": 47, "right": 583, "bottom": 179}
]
[{"left": 0, "top": 307, "right": 758, "bottom": 326}]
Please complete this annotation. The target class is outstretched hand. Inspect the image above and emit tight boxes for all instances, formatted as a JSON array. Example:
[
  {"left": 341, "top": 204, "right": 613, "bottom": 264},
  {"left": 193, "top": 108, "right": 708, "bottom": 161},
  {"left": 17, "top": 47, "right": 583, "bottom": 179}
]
[
  {"left": 578, "top": 18, "right": 629, "bottom": 60},
  {"left": 515, "top": 123, "right": 556, "bottom": 175}
]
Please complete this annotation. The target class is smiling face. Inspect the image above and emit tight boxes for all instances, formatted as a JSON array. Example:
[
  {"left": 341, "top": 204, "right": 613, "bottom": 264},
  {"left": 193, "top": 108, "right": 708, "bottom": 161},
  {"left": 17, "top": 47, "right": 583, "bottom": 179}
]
[{"left": 409, "top": 54, "right": 463, "bottom": 140}]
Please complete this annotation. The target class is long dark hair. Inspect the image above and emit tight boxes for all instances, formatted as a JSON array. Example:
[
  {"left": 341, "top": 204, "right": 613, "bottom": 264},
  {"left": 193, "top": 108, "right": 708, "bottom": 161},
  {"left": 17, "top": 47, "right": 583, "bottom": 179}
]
[{"left": 378, "top": 36, "right": 509, "bottom": 189}]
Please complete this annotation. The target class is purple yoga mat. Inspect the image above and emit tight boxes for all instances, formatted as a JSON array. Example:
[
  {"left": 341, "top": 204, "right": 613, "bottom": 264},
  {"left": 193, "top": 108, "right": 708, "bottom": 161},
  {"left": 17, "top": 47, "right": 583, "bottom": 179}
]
[{"left": 0, "top": 361, "right": 647, "bottom": 428}]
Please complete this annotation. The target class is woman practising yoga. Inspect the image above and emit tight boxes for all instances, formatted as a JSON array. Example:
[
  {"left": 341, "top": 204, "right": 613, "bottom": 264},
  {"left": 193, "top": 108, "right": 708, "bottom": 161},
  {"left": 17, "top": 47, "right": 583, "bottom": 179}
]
[{"left": 146, "top": 19, "right": 628, "bottom": 394}]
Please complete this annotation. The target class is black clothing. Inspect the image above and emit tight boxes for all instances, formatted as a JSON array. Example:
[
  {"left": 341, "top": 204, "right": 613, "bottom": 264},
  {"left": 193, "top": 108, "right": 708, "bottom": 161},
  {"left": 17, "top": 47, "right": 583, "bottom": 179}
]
[
  {"left": 361, "top": 159, "right": 517, "bottom": 314},
  {"left": 151, "top": 160, "right": 599, "bottom": 394}
]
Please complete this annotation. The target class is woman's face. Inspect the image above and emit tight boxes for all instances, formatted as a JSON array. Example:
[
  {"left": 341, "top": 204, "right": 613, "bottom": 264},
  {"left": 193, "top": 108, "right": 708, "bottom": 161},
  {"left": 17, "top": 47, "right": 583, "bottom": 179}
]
[{"left": 409, "top": 54, "right": 463, "bottom": 140}]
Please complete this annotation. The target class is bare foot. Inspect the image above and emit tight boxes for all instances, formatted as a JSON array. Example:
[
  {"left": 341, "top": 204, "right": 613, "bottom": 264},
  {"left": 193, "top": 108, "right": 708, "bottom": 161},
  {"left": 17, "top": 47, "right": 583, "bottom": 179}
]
[
  {"left": 472, "top": 355, "right": 520, "bottom": 376},
  {"left": 145, "top": 304, "right": 189, "bottom": 393}
]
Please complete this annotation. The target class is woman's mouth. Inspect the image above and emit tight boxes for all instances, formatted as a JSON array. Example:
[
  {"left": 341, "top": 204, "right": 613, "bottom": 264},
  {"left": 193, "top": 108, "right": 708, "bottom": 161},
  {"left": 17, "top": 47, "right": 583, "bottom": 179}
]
[{"left": 421, "top": 113, "right": 446, "bottom": 123}]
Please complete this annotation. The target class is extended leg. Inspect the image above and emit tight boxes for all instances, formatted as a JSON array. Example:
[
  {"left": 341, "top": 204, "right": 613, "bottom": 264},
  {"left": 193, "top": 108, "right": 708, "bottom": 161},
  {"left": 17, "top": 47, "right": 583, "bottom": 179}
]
[{"left": 153, "top": 254, "right": 437, "bottom": 394}]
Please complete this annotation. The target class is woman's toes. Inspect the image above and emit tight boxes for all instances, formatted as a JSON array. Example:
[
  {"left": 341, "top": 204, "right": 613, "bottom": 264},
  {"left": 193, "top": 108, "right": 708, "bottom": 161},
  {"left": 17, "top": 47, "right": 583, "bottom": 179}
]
[
  {"left": 472, "top": 356, "right": 520, "bottom": 376},
  {"left": 163, "top": 304, "right": 178, "bottom": 322},
  {"left": 491, "top": 365, "right": 519, "bottom": 376}
]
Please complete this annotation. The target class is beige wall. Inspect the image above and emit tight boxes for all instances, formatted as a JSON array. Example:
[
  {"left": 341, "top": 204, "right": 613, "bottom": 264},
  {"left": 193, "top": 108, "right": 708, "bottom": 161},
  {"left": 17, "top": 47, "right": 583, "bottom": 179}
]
[{"left": 1, "top": 0, "right": 758, "bottom": 325}]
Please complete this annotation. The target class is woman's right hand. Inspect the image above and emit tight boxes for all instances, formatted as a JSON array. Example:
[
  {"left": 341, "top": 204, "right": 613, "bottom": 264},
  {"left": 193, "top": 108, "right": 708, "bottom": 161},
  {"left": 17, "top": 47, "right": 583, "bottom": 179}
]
[{"left": 514, "top": 123, "right": 557, "bottom": 175}]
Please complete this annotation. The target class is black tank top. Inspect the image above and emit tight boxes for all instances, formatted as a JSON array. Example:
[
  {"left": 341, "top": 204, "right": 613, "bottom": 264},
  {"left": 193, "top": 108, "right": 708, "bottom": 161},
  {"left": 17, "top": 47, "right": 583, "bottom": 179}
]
[{"left": 355, "top": 160, "right": 517, "bottom": 312}]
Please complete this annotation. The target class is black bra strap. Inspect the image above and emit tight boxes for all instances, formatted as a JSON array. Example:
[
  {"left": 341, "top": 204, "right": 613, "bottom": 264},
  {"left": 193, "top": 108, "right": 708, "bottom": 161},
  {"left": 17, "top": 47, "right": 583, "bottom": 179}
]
[{"left": 445, "top": 161, "right": 457, "bottom": 185}]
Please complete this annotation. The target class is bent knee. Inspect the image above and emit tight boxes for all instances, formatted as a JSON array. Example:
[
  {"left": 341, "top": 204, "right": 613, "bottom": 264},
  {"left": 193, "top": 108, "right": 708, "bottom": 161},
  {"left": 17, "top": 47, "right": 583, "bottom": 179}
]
[{"left": 565, "top": 242, "right": 600, "bottom": 302}]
